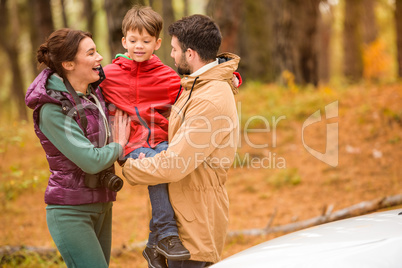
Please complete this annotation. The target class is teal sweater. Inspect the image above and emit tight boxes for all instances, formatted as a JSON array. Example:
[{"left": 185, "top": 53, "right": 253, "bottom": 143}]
[{"left": 39, "top": 74, "right": 122, "bottom": 174}]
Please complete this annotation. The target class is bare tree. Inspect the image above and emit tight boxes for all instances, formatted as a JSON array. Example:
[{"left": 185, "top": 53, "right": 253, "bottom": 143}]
[
  {"left": 395, "top": 0, "right": 402, "bottom": 77},
  {"left": 343, "top": 0, "right": 363, "bottom": 82}
]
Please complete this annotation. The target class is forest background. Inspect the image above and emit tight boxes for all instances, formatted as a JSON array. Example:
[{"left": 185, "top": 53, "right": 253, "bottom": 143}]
[{"left": 0, "top": 0, "right": 401, "bottom": 267}]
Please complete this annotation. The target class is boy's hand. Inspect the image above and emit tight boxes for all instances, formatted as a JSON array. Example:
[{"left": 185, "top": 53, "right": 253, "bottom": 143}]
[
  {"left": 232, "top": 74, "right": 239, "bottom": 88},
  {"left": 232, "top": 72, "right": 242, "bottom": 88}
]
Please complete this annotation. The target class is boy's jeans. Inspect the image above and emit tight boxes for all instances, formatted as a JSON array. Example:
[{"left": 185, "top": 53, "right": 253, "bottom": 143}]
[{"left": 125, "top": 141, "right": 179, "bottom": 248}]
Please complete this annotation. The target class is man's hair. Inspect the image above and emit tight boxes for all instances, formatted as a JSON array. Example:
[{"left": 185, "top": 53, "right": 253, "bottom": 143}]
[
  {"left": 168, "top": 14, "right": 222, "bottom": 62},
  {"left": 122, "top": 5, "right": 163, "bottom": 38}
]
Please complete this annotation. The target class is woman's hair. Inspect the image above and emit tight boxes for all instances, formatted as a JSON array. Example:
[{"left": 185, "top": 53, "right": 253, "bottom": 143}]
[
  {"left": 37, "top": 28, "right": 92, "bottom": 78},
  {"left": 168, "top": 15, "right": 222, "bottom": 62},
  {"left": 122, "top": 5, "right": 163, "bottom": 39}
]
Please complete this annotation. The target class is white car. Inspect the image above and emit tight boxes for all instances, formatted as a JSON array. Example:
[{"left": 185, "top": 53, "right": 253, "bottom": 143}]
[{"left": 211, "top": 209, "right": 402, "bottom": 268}]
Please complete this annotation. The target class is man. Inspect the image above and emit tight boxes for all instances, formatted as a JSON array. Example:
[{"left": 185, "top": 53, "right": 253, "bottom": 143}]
[{"left": 122, "top": 14, "right": 240, "bottom": 268}]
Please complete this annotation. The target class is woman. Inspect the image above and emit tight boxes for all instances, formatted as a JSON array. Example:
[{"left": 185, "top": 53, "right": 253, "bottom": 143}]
[{"left": 25, "top": 28, "right": 129, "bottom": 267}]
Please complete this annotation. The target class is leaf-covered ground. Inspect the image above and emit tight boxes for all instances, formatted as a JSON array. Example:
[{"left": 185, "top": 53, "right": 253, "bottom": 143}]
[{"left": 0, "top": 83, "right": 401, "bottom": 267}]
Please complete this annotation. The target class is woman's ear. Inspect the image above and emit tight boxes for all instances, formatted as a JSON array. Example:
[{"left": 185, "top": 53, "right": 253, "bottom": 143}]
[{"left": 62, "top": 61, "right": 75, "bottom": 71}]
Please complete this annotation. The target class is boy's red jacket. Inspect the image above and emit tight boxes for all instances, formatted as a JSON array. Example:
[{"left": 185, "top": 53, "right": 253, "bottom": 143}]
[{"left": 101, "top": 54, "right": 181, "bottom": 156}]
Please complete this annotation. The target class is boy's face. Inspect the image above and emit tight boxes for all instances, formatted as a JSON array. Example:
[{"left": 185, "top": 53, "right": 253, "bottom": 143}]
[{"left": 122, "top": 29, "right": 161, "bottom": 62}]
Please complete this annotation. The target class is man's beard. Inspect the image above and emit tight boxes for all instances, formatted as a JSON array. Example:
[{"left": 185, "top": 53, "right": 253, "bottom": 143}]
[
  {"left": 177, "top": 54, "right": 191, "bottom": 75},
  {"left": 177, "top": 66, "right": 191, "bottom": 75}
]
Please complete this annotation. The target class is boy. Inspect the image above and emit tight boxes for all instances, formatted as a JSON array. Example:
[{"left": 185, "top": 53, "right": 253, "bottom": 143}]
[{"left": 101, "top": 6, "right": 189, "bottom": 268}]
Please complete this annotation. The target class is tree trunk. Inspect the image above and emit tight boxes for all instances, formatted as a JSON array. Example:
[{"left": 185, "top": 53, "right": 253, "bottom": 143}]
[
  {"left": 271, "top": 0, "right": 320, "bottom": 86},
  {"left": 236, "top": 0, "right": 274, "bottom": 83},
  {"left": 362, "top": 0, "right": 378, "bottom": 45},
  {"left": 271, "top": 0, "right": 299, "bottom": 84},
  {"left": 26, "top": 0, "right": 54, "bottom": 77},
  {"left": 395, "top": 0, "right": 402, "bottom": 77},
  {"left": 60, "top": 0, "right": 68, "bottom": 28},
  {"left": 104, "top": 0, "right": 136, "bottom": 60},
  {"left": 161, "top": 0, "right": 175, "bottom": 68},
  {"left": 297, "top": 0, "right": 320, "bottom": 86},
  {"left": 0, "top": 0, "right": 28, "bottom": 121},
  {"left": 83, "top": 0, "right": 95, "bottom": 34},
  {"left": 318, "top": 1, "right": 333, "bottom": 83},
  {"left": 26, "top": 0, "right": 39, "bottom": 74},
  {"left": 343, "top": 0, "right": 363, "bottom": 82},
  {"left": 207, "top": 0, "right": 243, "bottom": 54},
  {"left": 33, "top": 0, "right": 54, "bottom": 43}
]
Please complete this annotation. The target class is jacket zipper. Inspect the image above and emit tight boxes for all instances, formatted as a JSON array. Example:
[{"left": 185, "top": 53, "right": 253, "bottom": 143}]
[
  {"left": 134, "top": 62, "right": 152, "bottom": 147},
  {"left": 134, "top": 106, "right": 152, "bottom": 147}
]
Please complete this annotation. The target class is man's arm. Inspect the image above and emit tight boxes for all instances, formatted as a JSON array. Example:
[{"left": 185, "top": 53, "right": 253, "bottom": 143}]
[{"left": 122, "top": 97, "right": 237, "bottom": 185}]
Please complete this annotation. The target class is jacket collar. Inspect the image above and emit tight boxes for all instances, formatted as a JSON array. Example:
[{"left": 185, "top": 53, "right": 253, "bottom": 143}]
[
  {"left": 190, "top": 58, "right": 219, "bottom": 77},
  {"left": 181, "top": 52, "right": 240, "bottom": 94},
  {"left": 112, "top": 54, "right": 163, "bottom": 71}
]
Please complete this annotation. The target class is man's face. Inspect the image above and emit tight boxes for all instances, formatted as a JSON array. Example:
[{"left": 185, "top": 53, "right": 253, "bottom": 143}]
[{"left": 170, "top": 36, "right": 191, "bottom": 75}]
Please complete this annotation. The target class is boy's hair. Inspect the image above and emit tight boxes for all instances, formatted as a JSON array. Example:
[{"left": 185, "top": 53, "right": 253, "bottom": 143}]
[
  {"left": 122, "top": 5, "right": 163, "bottom": 38},
  {"left": 168, "top": 14, "right": 222, "bottom": 62}
]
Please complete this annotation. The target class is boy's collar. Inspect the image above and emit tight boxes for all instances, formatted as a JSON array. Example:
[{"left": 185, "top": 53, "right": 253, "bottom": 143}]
[
  {"left": 115, "top": 53, "right": 156, "bottom": 62},
  {"left": 115, "top": 53, "right": 131, "bottom": 60}
]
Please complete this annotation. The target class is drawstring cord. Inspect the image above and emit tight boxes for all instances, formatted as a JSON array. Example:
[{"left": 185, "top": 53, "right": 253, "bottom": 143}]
[{"left": 177, "top": 76, "right": 199, "bottom": 115}]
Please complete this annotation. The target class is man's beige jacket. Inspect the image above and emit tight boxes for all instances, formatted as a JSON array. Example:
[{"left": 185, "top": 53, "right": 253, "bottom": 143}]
[{"left": 123, "top": 52, "right": 240, "bottom": 263}]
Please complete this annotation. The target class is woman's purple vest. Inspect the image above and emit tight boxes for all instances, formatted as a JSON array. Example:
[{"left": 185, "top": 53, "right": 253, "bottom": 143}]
[{"left": 25, "top": 68, "right": 116, "bottom": 205}]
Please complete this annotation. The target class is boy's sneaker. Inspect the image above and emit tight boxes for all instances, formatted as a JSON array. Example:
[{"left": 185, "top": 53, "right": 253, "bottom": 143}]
[
  {"left": 156, "top": 236, "right": 191, "bottom": 260},
  {"left": 142, "top": 246, "right": 167, "bottom": 268}
]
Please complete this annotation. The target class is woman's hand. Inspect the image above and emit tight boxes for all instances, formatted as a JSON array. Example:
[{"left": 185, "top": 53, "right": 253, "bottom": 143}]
[{"left": 111, "top": 109, "right": 130, "bottom": 148}]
